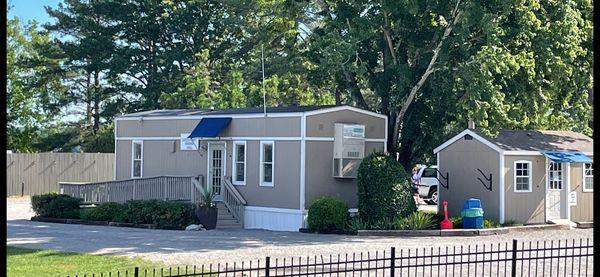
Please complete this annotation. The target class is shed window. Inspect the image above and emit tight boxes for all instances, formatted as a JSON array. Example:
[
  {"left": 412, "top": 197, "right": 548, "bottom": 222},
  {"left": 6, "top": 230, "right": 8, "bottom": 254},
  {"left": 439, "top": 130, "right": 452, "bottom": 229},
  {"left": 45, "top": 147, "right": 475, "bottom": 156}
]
[
  {"left": 260, "top": 141, "right": 274, "bottom": 187},
  {"left": 132, "top": 141, "right": 143, "bottom": 178},
  {"left": 233, "top": 141, "right": 246, "bottom": 185},
  {"left": 583, "top": 163, "right": 593, "bottom": 192},
  {"left": 514, "top": 160, "right": 532, "bottom": 192}
]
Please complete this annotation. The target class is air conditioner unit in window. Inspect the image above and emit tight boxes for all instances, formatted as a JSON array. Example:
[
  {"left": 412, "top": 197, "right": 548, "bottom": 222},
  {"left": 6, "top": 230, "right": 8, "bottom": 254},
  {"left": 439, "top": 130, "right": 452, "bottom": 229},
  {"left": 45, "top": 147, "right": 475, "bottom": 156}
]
[{"left": 333, "top": 123, "right": 365, "bottom": 178}]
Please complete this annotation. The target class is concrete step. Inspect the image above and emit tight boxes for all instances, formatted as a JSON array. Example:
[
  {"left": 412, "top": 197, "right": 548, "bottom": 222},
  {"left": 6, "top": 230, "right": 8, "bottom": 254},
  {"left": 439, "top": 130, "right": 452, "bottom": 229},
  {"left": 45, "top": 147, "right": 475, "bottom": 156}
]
[{"left": 547, "top": 219, "right": 577, "bottom": 228}]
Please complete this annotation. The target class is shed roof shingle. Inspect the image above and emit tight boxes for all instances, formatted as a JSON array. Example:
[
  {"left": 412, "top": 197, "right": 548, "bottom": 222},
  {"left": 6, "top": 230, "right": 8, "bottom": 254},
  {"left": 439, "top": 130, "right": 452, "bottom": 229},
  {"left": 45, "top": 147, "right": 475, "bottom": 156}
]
[{"left": 473, "top": 129, "right": 593, "bottom": 153}]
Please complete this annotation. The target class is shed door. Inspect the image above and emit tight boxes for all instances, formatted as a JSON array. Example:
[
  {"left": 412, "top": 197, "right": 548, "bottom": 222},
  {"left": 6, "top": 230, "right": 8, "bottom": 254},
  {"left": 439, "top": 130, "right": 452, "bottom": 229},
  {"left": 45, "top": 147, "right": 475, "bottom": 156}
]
[{"left": 546, "top": 161, "right": 563, "bottom": 220}]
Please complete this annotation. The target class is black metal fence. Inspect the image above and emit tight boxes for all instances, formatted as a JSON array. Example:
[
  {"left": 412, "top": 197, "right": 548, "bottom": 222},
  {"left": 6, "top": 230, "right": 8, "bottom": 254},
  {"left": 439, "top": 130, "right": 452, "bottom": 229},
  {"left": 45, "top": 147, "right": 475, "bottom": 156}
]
[{"left": 67, "top": 238, "right": 593, "bottom": 277}]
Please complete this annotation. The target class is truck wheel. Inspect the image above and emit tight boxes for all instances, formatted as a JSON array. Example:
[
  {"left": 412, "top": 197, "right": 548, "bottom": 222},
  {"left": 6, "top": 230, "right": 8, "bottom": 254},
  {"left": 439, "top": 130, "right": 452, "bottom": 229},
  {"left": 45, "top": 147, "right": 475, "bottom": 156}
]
[{"left": 428, "top": 188, "right": 438, "bottom": 205}]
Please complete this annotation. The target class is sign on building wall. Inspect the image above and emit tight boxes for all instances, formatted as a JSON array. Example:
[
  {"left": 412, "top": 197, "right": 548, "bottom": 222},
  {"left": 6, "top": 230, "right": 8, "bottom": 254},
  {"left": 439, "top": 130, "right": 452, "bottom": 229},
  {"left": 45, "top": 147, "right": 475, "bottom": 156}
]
[
  {"left": 569, "top": 191, "right": 577, "bottom": 206},
  {"left": 180, "top": 133, "right": 198, "bottom": 150}
]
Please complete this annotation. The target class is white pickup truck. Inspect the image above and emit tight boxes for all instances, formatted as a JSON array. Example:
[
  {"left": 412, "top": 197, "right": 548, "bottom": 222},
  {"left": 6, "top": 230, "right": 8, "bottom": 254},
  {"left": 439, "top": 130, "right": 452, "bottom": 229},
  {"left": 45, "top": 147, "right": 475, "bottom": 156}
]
[{"left": 415, "top": 165, "right": 439, "bottom": 205}]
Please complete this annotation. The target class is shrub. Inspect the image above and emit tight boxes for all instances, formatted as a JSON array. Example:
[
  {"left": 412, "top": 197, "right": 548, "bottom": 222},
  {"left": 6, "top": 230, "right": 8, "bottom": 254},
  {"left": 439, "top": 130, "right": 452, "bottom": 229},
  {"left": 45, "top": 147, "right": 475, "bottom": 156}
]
[
  {"left": 357, "top": 153, "right": 416, "bottom": 224},
  {"left": 80, "top": 202, "right": 126, "bottom": 222},
  {"left": 31, "top": 193, "right": 81, "bottom": 219},
  {"left": 121, "top": 199, "right": 197, "bottom": 228},
  {"left": 449, "top": 216, "right": 462, "bottom": 228},
  {"left": 369, "top": 217, "right": 395, "bottom": 230},
  {"left": 347, "top": 217, "right": 369, "bottom": 231},
  {"left": 483, "top": 219, "right": 500, "bottom": 228},
  {"left": 307, "top": 196, "right": 349, "bottom": 232},
  {"left": 396, "top": 212, "right": 436, "bottom": 230}
]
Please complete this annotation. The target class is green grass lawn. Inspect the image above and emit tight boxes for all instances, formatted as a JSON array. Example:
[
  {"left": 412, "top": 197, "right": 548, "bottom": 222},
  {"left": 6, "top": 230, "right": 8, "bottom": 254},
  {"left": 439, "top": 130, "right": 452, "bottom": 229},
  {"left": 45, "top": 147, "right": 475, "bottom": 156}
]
[{"left": 7, "top": 246, "right": 163, "bottom": 277}]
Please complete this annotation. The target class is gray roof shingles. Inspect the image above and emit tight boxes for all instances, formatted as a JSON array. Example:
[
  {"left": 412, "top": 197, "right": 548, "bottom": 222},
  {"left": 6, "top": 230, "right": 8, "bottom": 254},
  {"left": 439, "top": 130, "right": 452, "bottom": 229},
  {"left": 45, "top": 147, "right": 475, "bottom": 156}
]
[
  {"left": 118, "top": 105, "right": 340, "bottom": 118},
  {"left": 473, "top": 129, "right": 593, "bottom": 153}
]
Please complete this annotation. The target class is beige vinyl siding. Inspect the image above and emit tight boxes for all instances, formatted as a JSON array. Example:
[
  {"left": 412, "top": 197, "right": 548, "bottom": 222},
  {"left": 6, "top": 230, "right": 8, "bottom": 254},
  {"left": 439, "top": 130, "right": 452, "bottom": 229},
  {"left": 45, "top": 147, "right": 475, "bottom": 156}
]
[
  {"left": 503, "top": 155, "right": 546, "bottom": 224},
  {"left": 569, "top": 162, "right": 594, "bottom": 222},
  {"left": 304, "top": 141, "right": 384, "bottom": 209},
  {"left": 438, "top": 137, "right": 500, "bottom": 221},
  {"left": 306, "top": 110, "right": 386, "bottom": 139},
  {"left": 115, "top": 140, "right": 133, "bottom": 180},
  {"left": 226, "top": 140, "right": 301, "bottom": 209},
  {"left": 117, "top": 117, "right": 301, "bottom": 138}
]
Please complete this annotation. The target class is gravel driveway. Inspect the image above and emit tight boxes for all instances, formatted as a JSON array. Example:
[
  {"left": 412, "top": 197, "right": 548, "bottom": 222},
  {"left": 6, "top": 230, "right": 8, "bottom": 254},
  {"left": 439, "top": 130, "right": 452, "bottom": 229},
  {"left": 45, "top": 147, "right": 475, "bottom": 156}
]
[{"left": 7, "top": 198, "right": 593, "bottom": 267}]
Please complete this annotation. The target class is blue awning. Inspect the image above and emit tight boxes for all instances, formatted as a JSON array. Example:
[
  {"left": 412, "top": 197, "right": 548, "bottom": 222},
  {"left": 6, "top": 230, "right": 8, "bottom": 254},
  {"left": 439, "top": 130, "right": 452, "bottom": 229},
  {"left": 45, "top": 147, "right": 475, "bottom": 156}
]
[
  {"left": 543, "top": 151, "right": 592, "bottom": 163},
  {"left": 188, "top": 117, "right": 231, "bottom": 138}
]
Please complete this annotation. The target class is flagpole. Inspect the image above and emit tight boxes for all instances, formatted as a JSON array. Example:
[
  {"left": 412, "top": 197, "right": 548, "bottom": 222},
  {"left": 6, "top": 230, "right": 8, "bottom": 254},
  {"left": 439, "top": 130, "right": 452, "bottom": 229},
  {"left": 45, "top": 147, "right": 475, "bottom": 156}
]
[{"left": 262, "top": 44, "right": 266, "bottom": 116}]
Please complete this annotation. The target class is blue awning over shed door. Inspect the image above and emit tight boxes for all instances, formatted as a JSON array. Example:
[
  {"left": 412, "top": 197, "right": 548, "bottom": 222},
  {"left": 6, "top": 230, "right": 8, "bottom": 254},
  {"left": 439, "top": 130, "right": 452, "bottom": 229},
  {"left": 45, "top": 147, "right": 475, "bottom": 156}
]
[
  {"left": 543, "top": 151, "right": 592, "bottom": 163},
  {"left": 188, "top": 117, "right": 232, "bottom": 138}
]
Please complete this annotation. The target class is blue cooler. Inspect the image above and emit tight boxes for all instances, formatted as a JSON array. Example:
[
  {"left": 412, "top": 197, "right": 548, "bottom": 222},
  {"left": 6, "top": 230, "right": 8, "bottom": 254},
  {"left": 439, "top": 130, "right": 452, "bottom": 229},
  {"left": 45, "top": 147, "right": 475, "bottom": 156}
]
[{"left": 461, "top": 198, "right": 484, "bottom": 229}]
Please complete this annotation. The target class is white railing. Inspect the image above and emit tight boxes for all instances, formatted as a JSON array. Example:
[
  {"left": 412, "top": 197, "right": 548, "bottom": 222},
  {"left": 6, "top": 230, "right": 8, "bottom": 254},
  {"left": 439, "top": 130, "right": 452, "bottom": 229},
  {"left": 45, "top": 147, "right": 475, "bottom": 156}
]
[
  {"left": 222, "top": 177, "right": 246, "bottom": 225},
  {"left": 59, "top": 175, "right": 204, "bottom": 204}
]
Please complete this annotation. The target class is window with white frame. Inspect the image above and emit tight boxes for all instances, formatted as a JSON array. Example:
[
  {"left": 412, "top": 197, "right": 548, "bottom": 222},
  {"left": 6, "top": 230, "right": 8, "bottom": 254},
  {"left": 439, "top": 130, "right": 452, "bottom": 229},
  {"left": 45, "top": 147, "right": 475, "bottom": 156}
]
[
  {"left": 233, "top": 141, "right": 246, "bottom": 185},
  {"left": 132, "top": 141, "right": 143, "bottom": 178},
  {"left": 260, "top": 141, "right": 274, "bottom": 186},
  {"left": 514, "top": 160, "right": 532, "bottom": 192},
  {"left": 583, "top": 163, "right": 593, "bottom": 191},
  {"left": 549, "top": 162, "right": 563, "bottom": 190}
]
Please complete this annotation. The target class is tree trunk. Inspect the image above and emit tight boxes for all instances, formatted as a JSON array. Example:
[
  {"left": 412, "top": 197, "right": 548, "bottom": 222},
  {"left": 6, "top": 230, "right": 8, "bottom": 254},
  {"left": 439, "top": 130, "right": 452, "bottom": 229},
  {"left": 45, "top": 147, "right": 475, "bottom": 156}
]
[
  {"left": 92, "top": 70, "right": 100, "bottom": 134},
  {"left": 340, "top": 63, "right": 369, "bottom": 110},
  {"left": 392, "top": 0, "right": 462, "bottom": 148}
]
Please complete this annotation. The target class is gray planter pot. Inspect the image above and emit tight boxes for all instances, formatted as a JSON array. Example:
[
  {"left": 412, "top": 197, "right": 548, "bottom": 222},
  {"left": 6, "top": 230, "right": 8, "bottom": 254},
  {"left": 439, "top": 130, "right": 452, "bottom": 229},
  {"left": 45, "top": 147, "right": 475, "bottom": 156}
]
[{"left": 195, "top": 206, "right": 218, "bottom": 230}]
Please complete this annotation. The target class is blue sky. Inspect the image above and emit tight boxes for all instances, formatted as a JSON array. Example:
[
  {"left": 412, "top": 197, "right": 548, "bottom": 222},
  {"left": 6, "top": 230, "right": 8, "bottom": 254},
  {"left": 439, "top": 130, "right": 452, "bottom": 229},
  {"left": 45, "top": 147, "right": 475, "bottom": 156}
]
[{"left": 8, "top": 0, "right": 62, "bottom": 24}]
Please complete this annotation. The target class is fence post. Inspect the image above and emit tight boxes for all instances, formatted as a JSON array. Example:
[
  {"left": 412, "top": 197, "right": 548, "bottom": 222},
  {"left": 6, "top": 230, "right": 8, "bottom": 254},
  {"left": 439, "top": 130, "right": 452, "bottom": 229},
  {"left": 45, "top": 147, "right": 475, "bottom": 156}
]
[
  {"left": 21, "top": 182, "right": 24, "bottom": 197},
  {"left": 265, "top": 256, "right": 270, "bottom": 277},
  {"left": 390, "top": 247, "right": 395, "bottom": 276},
  {"left": 134, "top": 267, "right": 139, "bottom": 277},
  {"left": 511, "top": 239, "right": 517, "bottom": 277}
]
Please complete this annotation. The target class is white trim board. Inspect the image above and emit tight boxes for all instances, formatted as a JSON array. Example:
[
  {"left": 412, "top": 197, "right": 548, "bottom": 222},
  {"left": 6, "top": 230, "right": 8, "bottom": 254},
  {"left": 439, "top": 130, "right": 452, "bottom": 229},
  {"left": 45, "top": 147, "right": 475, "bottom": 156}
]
[
  {"left": 116, "top": 136, "right": 302, "bottom": 141},
  {"left": 303, "top": 105, "right": 388, "bottom": 120},
  {"left": 232, "top": 141, "right": 247, "bottom": 186},
  {"left": 433, "top": 129, "right": 504, "bottom": 154},
  {"left": 505, "top": 151, "right": 594, "bottom": 156}
]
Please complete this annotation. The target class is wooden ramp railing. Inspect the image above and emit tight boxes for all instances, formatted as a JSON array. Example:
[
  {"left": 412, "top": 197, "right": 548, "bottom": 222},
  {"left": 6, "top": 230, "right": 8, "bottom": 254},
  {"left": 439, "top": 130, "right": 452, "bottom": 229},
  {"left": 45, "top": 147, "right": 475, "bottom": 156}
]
[
  {"left": 222, "top": 177, "right": 246, "bottom": 225},
  {"left": 59, "top": 175, "right": 204, "bottom": 204}
]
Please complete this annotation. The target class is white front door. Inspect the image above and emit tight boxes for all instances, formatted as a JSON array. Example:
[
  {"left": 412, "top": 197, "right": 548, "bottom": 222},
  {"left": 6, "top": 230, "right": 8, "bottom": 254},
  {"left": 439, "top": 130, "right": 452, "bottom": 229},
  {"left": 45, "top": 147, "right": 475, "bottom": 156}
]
[
  {"left": 546, "top": 161, "right": 563, "bottom": 220},
  {"left": 208, "top": 142, "right": 226, "bottom": 200}
]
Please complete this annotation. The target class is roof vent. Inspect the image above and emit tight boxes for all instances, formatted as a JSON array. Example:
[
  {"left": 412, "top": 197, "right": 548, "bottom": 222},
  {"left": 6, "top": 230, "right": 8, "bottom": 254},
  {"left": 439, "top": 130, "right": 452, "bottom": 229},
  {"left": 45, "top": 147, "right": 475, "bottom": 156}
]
[
  {"left": 526, "top": 132, "right": 532, "bottom": 137},
  {"left": 210, "top": 106, "right": 215, "bottom": 111}
]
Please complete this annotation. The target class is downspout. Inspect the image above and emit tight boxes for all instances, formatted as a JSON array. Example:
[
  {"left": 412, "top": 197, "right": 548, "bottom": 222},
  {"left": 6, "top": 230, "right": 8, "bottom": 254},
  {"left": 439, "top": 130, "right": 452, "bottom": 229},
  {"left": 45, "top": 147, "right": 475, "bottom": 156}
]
[
  {"left": 300, "top": 113, "right": 307, "bottom": 227},
  {"left": 499, "top": 152, "right": 505, "bottom": 224}
]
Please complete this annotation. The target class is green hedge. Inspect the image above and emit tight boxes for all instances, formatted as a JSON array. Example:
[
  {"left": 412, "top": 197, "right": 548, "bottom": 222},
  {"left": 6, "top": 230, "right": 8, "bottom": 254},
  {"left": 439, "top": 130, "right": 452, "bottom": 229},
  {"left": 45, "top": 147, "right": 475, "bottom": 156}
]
[
  {"left": 31, "top": 193, "right": 81, "bottom": 219},
  {"left": 33, "top": 194, "right": 198, "bottom": 228},
  {"left": 80, "top": 202, "right": 126, "bottom": 222},
  {"left": 81, "top": 200, "right": 197, "bottom": 228},
  {"left": 307, "top": 196, "right": 349, "bottom": 232},
  {"left": 357, "top": 153, "right": 416, "bottom": 224}
]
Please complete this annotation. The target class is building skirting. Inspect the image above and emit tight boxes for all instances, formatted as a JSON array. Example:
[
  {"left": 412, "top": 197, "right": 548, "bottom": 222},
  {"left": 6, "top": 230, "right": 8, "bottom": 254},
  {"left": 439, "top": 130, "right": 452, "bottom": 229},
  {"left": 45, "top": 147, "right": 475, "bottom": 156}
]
[{"left": 243, "top": 206, "right": 303, "bottom": 232}]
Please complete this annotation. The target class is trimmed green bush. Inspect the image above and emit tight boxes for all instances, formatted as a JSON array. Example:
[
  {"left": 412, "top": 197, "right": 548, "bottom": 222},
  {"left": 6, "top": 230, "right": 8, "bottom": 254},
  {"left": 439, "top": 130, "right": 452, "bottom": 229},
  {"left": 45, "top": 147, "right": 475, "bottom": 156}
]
[
  {"left": 80, "top": 202, "right": 126, "bottom": 222},
  {"left": 357, "top": 153, "right": 416, "bottom": 224},
  {"left": 120, "top": 199, "right": 198, "bottom": 228},
  {"left": 31, "top": 193, "right": 81, "bottom": 219},
  {"left": 307, "top": 196, "right": 349, "bottom": 232}
]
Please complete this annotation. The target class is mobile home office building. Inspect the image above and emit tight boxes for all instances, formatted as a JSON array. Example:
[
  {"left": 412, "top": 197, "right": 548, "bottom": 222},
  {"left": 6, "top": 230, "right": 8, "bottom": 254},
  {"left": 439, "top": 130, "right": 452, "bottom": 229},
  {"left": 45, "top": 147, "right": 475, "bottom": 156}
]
[{"left": 114, "top": 105, "right": 388, "bottom": 231}]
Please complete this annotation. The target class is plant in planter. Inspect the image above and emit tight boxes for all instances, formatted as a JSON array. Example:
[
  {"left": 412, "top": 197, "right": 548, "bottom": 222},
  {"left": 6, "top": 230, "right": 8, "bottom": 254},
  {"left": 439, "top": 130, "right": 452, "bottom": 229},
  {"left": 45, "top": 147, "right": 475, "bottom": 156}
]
[{"left": 195, "top": 186, "right": 218, "bottom": 230}]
